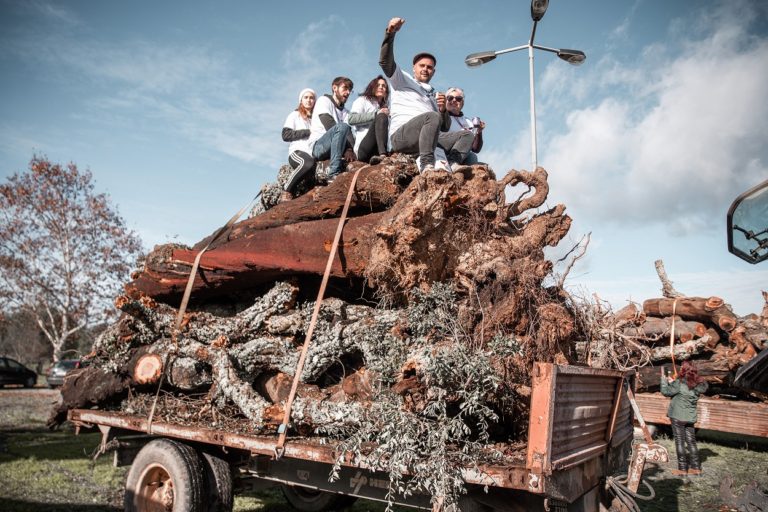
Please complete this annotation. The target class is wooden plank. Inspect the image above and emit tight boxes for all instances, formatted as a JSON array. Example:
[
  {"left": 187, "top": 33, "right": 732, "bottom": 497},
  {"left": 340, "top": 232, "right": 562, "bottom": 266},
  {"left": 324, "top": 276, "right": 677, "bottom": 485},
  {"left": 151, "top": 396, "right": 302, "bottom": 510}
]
[{"left": 635, "top": 392, "right": 768, "bottom": 438}]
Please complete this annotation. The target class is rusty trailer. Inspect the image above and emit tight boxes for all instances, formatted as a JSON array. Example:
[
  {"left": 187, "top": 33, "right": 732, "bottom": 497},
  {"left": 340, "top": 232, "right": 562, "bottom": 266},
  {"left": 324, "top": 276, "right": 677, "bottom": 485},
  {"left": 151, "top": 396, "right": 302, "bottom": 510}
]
[{"left": 69, "top": 363, "right": 644, "bottom": 511}]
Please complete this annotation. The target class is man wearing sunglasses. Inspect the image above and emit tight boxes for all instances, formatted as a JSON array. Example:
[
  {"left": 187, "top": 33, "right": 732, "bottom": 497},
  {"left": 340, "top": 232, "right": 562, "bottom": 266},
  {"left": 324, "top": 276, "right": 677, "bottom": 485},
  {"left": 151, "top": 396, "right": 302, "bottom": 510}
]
[
  {"left": 441, "top": 87, "right": 485, "bottom": 165},
  {"left": 379, "top": 17, "right": 452, "bottom": 172}
]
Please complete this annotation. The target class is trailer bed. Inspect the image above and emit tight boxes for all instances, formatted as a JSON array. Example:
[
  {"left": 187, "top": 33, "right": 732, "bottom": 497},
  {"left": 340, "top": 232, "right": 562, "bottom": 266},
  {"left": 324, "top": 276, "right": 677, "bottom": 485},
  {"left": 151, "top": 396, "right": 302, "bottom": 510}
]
[{"left": 69, "top": 363, "right": 634, "bottom": 504}]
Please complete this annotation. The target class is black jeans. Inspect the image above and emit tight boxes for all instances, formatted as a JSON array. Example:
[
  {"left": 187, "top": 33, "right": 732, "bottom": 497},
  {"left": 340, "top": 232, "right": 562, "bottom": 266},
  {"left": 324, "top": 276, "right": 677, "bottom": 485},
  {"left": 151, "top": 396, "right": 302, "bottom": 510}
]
[
  {"left": 356, "top": 113, "right": 389, "bottom": 163},
  {"left": 671, "top": 418, "right": 700, "bottom": 470}
]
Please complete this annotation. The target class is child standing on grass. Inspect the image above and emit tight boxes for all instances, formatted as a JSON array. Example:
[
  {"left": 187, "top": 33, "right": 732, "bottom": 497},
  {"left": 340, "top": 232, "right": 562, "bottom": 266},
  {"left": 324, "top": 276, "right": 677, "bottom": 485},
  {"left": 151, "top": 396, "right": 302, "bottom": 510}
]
[{"left": 661, "top": 360, "right": 708, "bottom": 476}]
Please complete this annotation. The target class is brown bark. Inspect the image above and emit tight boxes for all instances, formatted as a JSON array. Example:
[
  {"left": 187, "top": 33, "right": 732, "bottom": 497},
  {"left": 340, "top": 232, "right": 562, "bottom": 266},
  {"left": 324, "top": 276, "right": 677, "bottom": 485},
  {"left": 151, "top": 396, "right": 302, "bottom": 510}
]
[
  {"left": 126, "top": 212, "right": 383, "bottom": 303},
  {"left": 612, "top": 303, "right": 646, "bottom": 326},
  {"left": 710, "top": 343, "right": 755, "bottom": 369},
  {"left": 635, "top": 359, "right": 732, "bottom": 392},
  {"left": 198, "top": 159, "right": 418, "bottom": 250},
  {"left": 730, "top": 327, "right": 759, "bottom": 358},
  {"left": 705, "top": 327, "right": 721, "bottom": 348},
  {"left": 642, "top": 297, "right": 738, "bottom": 332}
]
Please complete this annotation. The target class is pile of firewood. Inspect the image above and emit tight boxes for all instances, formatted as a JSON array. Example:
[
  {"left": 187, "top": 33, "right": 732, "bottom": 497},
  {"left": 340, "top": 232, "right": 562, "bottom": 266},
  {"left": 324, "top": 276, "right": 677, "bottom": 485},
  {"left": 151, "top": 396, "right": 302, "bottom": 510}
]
[
  {"left": 593, "top": 283, "right": 768, "bottom": 396},
  {"left": 47, "top": 154, "right": 768, "bottom": 505},
  {"left": 49, "top": 157, "right": 579, "bottom": 442}
]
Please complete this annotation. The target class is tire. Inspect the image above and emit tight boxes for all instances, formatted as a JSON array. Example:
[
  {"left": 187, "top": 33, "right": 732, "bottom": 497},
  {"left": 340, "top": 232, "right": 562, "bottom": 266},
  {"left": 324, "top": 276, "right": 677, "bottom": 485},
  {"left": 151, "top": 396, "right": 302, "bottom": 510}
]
[
  {"left": 24, "top": 376, "right": 35, "bottom": 388},
  {"left": 125, "top": 438, "right": 205, "bottom": 512},
  {"left": 281, "top": 484, "right": 357, "bottom": 512},
  {"left": 201, "top": 450, "right": 233, "bottom": 512}
]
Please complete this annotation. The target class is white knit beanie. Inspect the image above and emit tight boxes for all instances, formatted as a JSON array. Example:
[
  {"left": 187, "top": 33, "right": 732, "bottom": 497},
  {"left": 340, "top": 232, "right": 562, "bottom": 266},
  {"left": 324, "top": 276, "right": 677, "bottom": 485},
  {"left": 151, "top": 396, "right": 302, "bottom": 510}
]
[{"left": 298, "top": 88, "right": 316, "bottom": 102}]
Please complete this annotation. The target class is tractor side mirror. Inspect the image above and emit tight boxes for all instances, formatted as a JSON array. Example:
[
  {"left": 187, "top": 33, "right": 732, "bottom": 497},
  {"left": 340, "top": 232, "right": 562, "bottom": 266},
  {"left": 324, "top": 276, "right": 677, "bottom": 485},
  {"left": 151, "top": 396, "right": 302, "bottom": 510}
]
[{"left": 727, "top": 179, "right": 768, "bottom": 264}]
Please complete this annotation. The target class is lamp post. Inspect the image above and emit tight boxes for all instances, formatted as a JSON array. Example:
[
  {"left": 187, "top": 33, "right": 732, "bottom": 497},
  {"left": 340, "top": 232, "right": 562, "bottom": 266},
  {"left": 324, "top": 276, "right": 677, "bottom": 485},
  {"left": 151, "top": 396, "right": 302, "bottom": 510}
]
[{"left": 465, "top": 0, "right": 585, "bottom": 171}]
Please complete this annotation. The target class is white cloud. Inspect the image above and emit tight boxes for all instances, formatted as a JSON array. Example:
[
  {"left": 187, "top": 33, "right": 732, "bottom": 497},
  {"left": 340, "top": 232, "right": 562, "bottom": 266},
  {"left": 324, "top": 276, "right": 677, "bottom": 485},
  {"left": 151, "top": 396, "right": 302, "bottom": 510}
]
[
  {"left": 539, "top": 1, "right": 768, "bottom": 232},
  {"left": 1, "top": 12, "right": 370, "bottom": 169},
  {"left": 28, "top": 1, "right": 81, "bottom": 26}
]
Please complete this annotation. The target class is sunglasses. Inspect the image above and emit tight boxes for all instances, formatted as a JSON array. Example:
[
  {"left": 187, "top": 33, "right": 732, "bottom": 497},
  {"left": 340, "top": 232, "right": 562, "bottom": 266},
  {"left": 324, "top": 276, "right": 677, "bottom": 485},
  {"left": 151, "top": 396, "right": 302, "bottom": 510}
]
[{"left": 446, "top": 95, "right": 464, "bottom": 102}]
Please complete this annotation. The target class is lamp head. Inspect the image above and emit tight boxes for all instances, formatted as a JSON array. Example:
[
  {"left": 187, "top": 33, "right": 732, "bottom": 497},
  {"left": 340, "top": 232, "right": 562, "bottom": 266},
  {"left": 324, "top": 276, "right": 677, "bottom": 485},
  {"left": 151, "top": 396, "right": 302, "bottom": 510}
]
[
  {"left": 557, "top": 49, "right": 586, "bottom": 65},
  {"left": 531, "top": 0, "right": 549, "bottom": 21},
  {"left": 465, "top": 51, "right": 497, "bottom": 67}
]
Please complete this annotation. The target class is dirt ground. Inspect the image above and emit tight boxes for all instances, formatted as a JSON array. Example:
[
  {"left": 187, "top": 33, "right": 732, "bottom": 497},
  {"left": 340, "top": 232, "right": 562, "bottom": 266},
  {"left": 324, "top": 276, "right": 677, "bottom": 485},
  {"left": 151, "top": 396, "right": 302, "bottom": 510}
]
[{"left": 0, "top": 386, "right": 766, "bottom": 511}]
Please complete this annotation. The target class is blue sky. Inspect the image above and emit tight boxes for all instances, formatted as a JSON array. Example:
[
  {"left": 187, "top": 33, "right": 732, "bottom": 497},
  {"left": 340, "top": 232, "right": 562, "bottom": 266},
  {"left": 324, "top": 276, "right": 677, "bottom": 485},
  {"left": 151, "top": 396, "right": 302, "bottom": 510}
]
[{"left": 1, "top": 0, "right": 767, "bottom": 315}]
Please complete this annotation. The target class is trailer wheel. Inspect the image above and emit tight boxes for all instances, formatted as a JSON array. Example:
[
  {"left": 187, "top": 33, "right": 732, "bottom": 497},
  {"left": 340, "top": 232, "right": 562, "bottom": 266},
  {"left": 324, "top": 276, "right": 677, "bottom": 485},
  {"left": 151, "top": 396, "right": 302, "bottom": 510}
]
[
  {"left": 281, "top": 484, "right": 356, "bottom": 511},
  {"left": 201, "top": 450, "right": 233, "bottom": 512},
  {"left": 125, "top": 438, "right": 205, "bottom": 512}
]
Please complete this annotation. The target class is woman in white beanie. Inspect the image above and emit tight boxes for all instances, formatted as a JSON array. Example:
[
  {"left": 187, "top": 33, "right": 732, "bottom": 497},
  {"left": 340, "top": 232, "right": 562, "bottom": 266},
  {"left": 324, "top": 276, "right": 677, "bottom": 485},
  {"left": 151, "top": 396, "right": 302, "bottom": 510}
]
[{"left": 282, "top": 88, "right": 316, "bottom": 193}]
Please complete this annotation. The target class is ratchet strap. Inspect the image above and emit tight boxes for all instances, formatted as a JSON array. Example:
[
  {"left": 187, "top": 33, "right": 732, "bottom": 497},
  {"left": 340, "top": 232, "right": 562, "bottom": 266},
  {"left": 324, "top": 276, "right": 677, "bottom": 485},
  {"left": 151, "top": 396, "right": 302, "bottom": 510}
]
[
  {"left": 669, "top": 299, "right": 679, "bottom": 378},
  {"left": 147, "top": 192, "right": 261, "bottom": 433},
  {"left": 174, "top": 192, "right": 262, "bottom": 330},
  {"left": 275, "top": 166, "right": 366, "bottom": 459}
]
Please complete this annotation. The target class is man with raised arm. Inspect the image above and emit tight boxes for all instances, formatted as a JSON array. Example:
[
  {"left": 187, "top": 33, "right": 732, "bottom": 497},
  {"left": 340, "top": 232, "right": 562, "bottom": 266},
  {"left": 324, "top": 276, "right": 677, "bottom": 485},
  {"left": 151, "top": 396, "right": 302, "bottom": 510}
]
[{"left": 380, "top": 17, "right": 466, "bottom": 172}]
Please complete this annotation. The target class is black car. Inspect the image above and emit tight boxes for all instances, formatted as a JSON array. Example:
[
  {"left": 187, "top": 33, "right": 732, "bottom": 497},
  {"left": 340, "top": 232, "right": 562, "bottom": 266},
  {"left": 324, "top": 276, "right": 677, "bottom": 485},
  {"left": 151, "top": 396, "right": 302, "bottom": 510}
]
[
  {"left": 0, "top": 357, "right": 37, "bottom": 388},
  {"left": 46, "top": 359, "right": 84, "bottom": 388}
]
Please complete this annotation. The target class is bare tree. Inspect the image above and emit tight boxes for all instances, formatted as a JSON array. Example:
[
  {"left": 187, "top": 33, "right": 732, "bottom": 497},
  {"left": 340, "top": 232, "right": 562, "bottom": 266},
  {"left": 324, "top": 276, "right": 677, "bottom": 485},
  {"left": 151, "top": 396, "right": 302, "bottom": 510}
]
[
  {"left": 0, "top": 309, "right": 49, "bottom": 364},
  {"left": 0, "top": 156, "right": 142, "bottom": 361}
]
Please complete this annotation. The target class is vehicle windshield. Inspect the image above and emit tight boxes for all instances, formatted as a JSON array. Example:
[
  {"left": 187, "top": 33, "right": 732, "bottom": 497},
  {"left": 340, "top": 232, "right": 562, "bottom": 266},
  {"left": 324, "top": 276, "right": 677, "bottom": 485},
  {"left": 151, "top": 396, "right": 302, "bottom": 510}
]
[
  {"left": 728, "top": 180, "right": 768, "bottom": 264},
  {"left": 56, "top": 360, "right": 79, "bottom": 369}
]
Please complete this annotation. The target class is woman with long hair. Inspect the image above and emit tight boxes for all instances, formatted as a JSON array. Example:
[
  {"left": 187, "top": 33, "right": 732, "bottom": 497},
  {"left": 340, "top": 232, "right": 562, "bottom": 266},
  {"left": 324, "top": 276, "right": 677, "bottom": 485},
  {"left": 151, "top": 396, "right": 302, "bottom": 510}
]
[
  {"left": 282, "top": 88, "right": 316, "bottom": 193},
  {"left": 661, "top": 360, "right": 708, "bottom": 476},
  {"left": 348, "top": 75, "right": 390, "bottom": 163}
]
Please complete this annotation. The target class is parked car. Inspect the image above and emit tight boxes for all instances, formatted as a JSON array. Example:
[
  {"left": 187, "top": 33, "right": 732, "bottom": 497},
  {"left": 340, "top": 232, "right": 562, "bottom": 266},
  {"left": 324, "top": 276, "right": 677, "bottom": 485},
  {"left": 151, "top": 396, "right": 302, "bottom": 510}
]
[
  {"left": 0, "top": 357, "right": 37, "bottom": 388},
  {"left": 46, "top": 359, "right": 85, "bottom": 388}
]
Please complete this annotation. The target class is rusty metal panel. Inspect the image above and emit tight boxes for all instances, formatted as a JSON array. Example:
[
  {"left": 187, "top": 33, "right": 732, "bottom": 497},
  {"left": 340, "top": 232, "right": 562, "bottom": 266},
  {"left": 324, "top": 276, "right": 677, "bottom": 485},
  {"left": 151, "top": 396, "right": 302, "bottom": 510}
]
[
  {"left": 545, "top": 365, "right": 629, "bottom": 471},
  {"left": 635, "top": 393, "right": 768, "bottom": 438},
  {"left": 605, "top": 377, "right": 625, "bottom": 442},
  {"left": 527, "top": 363, "right": 555, "bottom": 475},
  {"left": 611, "top": 395, "right": 634, "bottom": 447}
]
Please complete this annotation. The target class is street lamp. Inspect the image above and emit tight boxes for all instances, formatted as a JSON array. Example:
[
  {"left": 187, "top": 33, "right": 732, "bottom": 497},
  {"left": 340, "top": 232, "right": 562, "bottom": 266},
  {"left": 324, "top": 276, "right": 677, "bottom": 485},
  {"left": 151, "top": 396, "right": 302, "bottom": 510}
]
[{"left": 465, "top": 0, "right": 585, "bottom": 171}]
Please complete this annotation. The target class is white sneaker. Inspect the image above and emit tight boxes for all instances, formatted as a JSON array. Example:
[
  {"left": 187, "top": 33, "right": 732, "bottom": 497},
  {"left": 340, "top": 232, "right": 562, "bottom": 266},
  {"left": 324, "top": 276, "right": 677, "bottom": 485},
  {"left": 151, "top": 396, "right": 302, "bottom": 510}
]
[{"left": 434, "top": 159, "right": 452, "bottom": 172}]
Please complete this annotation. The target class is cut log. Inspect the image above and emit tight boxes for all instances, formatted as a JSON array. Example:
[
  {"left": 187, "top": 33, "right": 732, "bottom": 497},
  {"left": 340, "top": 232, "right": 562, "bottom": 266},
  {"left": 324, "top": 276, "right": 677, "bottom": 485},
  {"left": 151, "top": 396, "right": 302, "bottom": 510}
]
[
  {"left": 198, "top": 159, "right": 419, "bottom": 250},
  {"left": 612, "top": 303, "right": 646, "bottom": 326},
  {"left": 133, "top": 353, "right": 163, "bottom": 384},
  {"left": 620, "top": 316, "right": 704, "bottom": 344},
  {"left": 705, "top": 327, "right": 721, "bottom": 348},
  {"left": 127, "top": 213, "right": 383, "bottom": 303},
  {"left": 647, "top": 335, "right": 713, "bottom": 361},
  {"left": 634, "top": 358, "right": 732, "bottom": 392},
  {"left": 642, "top": 297, "right": 738, "bottom": 332}
]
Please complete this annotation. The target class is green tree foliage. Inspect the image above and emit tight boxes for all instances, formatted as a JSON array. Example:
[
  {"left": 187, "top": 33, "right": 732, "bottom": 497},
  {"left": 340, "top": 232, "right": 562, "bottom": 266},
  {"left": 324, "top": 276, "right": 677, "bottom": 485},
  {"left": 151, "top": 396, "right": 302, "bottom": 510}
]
[{"left": 0, "top": 156, "right": 142, "bottom": 361}]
